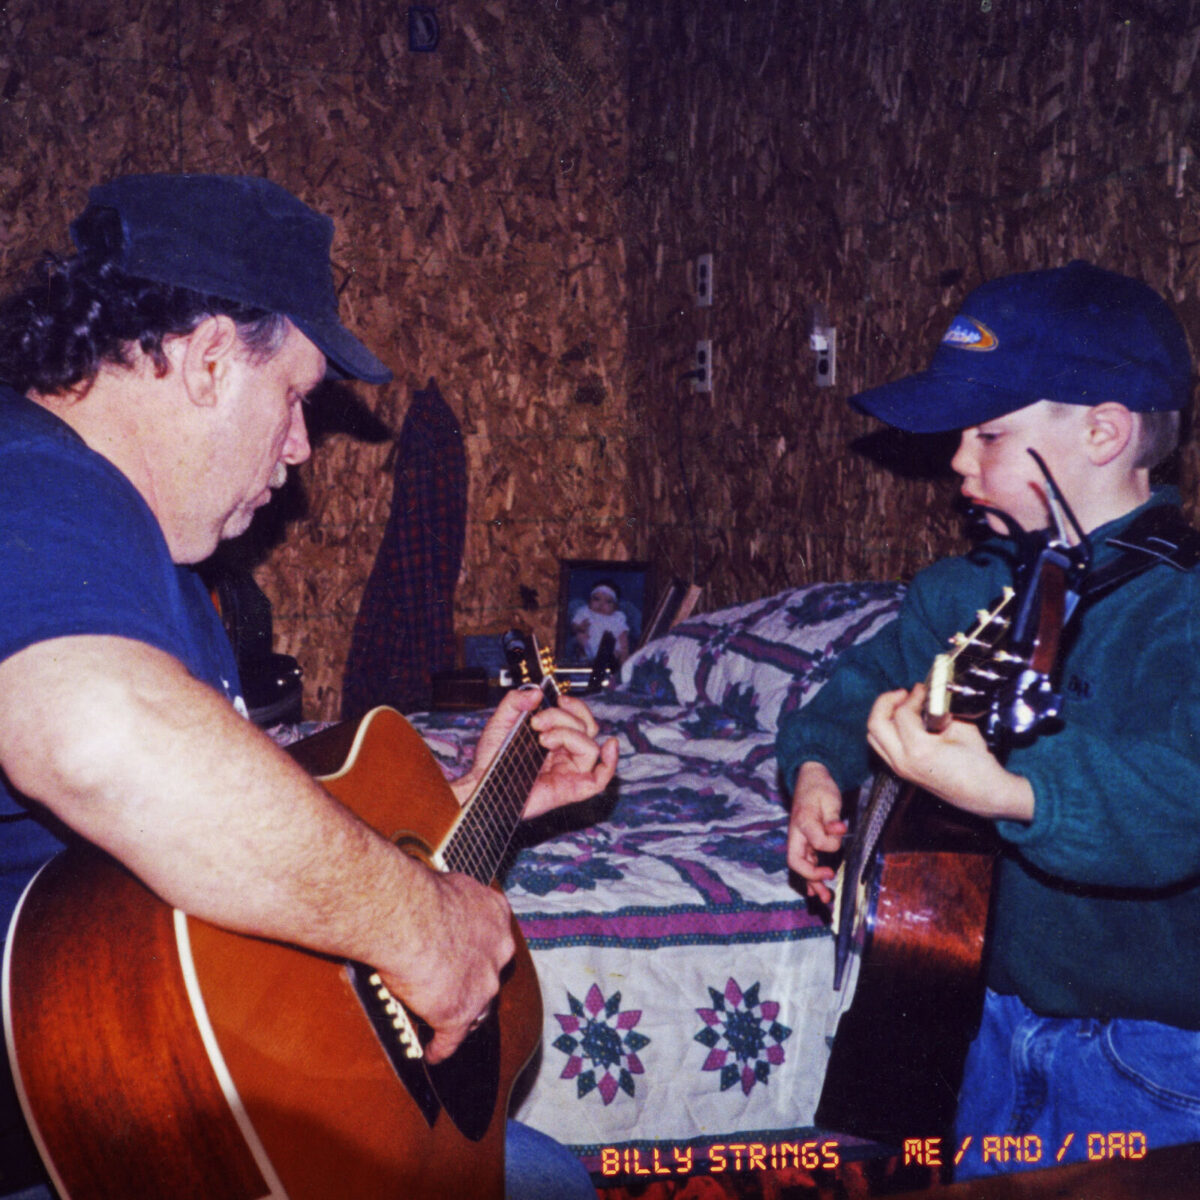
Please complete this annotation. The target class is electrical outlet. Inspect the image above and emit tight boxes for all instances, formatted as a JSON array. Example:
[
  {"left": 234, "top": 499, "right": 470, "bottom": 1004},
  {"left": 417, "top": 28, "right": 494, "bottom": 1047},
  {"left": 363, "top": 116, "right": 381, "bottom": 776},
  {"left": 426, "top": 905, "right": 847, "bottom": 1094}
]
[
  {"left": 694, "top": 340, "right": 713, "bottom": 393},
  {"left": 694, "top": 253, "right": 713, "bottom": 307},
  {"left": 812, "top": 327, "right": 836, "bottom": 387}
]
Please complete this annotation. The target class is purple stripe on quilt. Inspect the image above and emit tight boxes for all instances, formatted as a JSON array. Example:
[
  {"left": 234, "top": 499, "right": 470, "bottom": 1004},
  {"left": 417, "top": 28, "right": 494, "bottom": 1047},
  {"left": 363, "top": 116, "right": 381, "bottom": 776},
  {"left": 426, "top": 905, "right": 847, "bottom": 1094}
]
[
  {"left": 516, "top": 902, "right": 828, "bottom": 948},
  {"left": 658, "top": 855, "right": 736, "bottom": 904}
]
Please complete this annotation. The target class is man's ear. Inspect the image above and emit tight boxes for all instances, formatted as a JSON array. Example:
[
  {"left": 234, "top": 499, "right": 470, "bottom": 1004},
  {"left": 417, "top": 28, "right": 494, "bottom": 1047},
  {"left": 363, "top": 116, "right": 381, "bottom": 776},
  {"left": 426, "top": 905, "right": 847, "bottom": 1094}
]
[
  {"left": 1084, "top": 402, "right": 1135, "bottom": 466},
  {"left": 176, "top": 315, "right": 241, "bottom": 409}
]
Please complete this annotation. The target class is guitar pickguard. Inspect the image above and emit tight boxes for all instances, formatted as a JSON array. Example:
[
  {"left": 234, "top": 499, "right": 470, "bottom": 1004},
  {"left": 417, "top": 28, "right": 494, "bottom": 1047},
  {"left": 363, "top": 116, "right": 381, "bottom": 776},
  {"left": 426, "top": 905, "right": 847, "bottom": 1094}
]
[{"left": 347, "top": 959, "right": 505, "bottom": 1143}]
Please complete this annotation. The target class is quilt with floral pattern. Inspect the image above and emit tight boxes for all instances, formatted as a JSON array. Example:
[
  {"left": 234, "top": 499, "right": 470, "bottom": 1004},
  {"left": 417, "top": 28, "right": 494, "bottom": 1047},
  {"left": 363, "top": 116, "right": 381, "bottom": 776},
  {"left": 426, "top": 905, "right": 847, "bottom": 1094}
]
[{"left": 402, "top": 581, "right": 905, "bottom": 1173}]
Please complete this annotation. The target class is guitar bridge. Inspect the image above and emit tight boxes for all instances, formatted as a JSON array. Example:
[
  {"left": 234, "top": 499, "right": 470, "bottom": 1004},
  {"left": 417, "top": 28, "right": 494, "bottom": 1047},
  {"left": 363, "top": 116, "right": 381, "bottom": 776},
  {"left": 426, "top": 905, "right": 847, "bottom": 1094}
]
[{"left": 347, "top": 961, "right": 441, "bottom": 1129}]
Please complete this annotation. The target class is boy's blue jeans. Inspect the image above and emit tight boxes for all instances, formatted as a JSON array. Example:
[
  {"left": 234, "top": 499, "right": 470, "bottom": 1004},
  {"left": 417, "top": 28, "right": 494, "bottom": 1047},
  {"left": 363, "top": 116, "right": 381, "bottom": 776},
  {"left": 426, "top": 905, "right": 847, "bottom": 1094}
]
[{"left": 953, "top": 989, "right": 1200, "bottom": 1181}]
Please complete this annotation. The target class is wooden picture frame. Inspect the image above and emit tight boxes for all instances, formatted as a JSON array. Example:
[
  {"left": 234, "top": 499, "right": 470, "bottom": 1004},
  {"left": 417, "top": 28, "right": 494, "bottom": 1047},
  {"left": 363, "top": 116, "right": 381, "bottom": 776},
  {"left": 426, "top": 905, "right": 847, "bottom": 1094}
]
[{"left": 639, "top": 577, "right": 704, "bottom": 648}]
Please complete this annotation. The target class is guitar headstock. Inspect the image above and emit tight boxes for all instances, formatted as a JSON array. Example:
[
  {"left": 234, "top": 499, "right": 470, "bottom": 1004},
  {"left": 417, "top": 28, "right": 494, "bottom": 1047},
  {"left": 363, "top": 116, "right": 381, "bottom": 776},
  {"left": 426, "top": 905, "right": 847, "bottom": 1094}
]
[
  {"left": 526, "top": 638, "right": 564, "bottom": 701},
  {"left": 924, "top": 587, "right": 1023, "bottom": 735},
  {"left": 926, "top": 552, "right": 1073, "bottom": 754},
  {"left": 501, "top": 629, "right": 563, "bottom": 706}
]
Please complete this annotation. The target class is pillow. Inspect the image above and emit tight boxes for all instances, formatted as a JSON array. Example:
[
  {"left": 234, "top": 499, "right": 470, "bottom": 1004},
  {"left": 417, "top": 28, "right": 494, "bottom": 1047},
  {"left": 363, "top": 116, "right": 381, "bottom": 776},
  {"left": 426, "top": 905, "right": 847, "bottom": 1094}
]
[{"left": 618, "top": 582, "right": 904, "bottom": 732}]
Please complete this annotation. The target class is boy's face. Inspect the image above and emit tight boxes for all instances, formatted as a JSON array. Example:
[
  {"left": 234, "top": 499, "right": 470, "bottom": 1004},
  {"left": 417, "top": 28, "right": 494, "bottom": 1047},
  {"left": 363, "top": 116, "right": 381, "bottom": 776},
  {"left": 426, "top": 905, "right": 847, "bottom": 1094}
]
[{"left": 950, "top": 401, "right": 1089, "bottom": 535}]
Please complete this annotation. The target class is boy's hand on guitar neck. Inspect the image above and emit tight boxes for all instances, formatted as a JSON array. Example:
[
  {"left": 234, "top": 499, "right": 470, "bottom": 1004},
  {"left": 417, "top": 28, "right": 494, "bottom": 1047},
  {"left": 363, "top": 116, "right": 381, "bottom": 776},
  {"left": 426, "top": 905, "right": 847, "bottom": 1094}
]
[
  {"left": 451, "top": 687, "right": 619, "bottom": 820},
  {"left": 867, "top": 683, "right": 1035, "bottom": 823},
  {"left": 788, "top": 678, "right": 1038, "bottom": 906},
  {"left": 787, "top": 761, "right": 847, "bottom": 905},
  {"left": 524, "top": 690, "right": 619, "bottom": 818}
]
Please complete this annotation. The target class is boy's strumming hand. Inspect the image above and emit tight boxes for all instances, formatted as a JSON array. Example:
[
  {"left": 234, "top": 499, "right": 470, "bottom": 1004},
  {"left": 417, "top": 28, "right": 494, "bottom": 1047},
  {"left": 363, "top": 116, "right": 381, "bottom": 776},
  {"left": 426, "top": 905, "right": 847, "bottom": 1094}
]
[
  {"left": 866, "top": 684, "right": 1035, "bottom": 823},
  {"left": 787, "top": 760, "right": 847, "bottom": 904}
]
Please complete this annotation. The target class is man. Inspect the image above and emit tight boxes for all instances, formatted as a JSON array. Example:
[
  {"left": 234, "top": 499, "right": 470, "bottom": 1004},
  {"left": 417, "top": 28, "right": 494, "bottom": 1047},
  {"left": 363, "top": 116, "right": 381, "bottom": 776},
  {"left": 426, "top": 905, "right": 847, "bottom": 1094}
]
[
  {"left": 0, "top": 173, "right": 615, "bottom": 1198},
  {"left": 779, "top": 261, "right": 1200, "bottom": 1178}
]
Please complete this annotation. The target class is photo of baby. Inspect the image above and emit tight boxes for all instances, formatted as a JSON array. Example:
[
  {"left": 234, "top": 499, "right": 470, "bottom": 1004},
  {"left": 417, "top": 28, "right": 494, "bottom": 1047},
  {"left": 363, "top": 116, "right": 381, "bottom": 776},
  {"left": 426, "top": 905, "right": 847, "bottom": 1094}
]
[
  {"left": 556, "top": 561, "right": 651, "bottom": 670},
  {"left": 569, "top": 580, "right": 631, "bottom": 665}
]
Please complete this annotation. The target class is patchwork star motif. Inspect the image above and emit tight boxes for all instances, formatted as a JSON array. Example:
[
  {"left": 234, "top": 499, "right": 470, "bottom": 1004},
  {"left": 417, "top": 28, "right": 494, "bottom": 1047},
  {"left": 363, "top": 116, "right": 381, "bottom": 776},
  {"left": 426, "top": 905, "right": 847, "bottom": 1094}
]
[
  {"left": 694, "top": 977, "right": 791, "bottom": 1095},
  {"left": 552, "top": 984, "right": 650, "bottom": 1105}
]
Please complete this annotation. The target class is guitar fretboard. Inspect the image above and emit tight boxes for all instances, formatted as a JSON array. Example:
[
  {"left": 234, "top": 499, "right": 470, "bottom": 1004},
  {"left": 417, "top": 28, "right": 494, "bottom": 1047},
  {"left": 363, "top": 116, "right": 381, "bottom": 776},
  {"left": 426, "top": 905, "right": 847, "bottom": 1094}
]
[
  {"left": 441, "top": 700, "right": 550, "bottom": 884},
  {"left": 856, "top": 772, "right": 904, "bottom": 877}
]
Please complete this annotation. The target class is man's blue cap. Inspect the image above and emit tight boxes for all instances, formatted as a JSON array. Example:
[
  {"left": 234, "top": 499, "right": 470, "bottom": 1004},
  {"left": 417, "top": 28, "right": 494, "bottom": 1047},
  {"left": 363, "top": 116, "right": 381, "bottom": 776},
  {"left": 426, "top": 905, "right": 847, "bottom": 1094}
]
[
  {"left": 72, "top": 174, "right": 392, "bottom": 384},
  {"left": 851, "top": 261, "right": 1193, "bottom": 433}
]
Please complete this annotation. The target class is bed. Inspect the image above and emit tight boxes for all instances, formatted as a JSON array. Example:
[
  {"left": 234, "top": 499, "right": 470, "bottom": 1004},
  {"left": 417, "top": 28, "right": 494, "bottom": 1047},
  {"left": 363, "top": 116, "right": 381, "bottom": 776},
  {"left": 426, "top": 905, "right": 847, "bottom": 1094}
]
[{"left": 401, "top": 580, "right": 906, "bottom": 1179}]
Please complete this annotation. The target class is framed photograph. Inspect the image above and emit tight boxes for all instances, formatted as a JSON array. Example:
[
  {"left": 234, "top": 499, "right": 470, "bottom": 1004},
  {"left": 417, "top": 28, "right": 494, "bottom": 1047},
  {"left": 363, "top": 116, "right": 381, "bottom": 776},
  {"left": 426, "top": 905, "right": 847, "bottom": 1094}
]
[
  {"left": 639, "top": 577, "right": 704, "bottom": 647},
  {"left": 556, "top": 559, "right": 653, "bottom": 673}
]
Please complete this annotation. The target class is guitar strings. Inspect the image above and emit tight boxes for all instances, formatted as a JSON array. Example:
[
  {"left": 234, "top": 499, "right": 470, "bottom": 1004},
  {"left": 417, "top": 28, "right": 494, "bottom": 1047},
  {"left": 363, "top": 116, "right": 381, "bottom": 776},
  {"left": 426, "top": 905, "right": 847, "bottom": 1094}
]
[{"left": 443, "top": 719, "right": 547, "bottom": 881}]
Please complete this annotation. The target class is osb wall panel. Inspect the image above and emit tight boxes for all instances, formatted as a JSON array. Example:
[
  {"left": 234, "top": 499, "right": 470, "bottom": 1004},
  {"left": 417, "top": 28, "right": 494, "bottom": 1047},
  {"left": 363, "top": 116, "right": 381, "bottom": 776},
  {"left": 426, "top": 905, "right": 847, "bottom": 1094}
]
[
  {"left": 623, "top": 0, "right": 1200, "bottom": 615},
  {"left": 0, "top": 0, "right": 631, "bottom": 719}
]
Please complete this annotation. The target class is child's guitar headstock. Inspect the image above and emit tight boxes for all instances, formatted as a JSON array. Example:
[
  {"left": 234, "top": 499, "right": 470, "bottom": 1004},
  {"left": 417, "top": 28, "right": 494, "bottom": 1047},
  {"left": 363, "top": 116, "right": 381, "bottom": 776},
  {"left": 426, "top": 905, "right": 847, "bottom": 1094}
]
[
  {"left": 923, "top": 588, "right": 1017, "bottom": 734},
  {"left": 924, "top": 544, "right": 1070, "bottom": 756}
]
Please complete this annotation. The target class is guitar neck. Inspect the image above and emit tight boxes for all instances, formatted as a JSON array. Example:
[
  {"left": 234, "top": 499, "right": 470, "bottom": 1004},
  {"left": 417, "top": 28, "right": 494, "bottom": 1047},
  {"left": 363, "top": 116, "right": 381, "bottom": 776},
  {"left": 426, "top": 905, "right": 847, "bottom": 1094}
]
[
  {"left": 440, "top": 698, "right": 549, "bottom": 884},
  {"left": 857, "top": 771, "right": 907, "bottom": 870}
]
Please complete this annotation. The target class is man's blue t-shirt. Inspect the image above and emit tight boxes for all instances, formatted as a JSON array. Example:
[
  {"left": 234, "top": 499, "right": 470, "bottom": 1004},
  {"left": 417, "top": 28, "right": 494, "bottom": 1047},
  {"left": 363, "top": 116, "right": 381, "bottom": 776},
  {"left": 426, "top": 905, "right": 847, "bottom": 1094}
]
[{"left": 0, "top": 385, "right": 243, "bottom": 925}]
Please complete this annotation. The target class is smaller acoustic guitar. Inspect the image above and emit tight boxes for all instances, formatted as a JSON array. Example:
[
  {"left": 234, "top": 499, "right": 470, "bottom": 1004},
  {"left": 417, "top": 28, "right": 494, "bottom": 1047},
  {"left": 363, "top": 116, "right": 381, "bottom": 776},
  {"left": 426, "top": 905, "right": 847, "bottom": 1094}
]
[{"left": 816, "top": 554, "right": 1069, "bottom": 1145}]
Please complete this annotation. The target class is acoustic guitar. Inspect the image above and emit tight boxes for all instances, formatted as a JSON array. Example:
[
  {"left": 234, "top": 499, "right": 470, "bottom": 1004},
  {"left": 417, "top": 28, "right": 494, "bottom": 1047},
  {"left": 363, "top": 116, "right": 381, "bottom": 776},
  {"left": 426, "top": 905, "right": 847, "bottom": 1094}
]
[
  {"left": 816, "top": 559, "right": 1069, "bottom": 1145},
  {"left": 2, "top": 650, "right": 561, "bottom": 1198}
]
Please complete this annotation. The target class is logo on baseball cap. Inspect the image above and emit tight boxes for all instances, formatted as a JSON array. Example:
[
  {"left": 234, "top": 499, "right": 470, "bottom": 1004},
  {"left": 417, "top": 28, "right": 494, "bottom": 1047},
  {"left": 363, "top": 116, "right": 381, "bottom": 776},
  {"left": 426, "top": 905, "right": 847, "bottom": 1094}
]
[{"left": 941, "top": 316, "right": 999, "bottom": 351}]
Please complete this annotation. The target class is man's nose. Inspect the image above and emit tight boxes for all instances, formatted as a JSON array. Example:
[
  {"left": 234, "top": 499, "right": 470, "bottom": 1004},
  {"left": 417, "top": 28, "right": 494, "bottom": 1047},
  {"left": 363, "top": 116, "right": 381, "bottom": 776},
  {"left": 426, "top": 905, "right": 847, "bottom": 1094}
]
[{"left": 283, "top": 405, "right": 311, "bottom": 466}]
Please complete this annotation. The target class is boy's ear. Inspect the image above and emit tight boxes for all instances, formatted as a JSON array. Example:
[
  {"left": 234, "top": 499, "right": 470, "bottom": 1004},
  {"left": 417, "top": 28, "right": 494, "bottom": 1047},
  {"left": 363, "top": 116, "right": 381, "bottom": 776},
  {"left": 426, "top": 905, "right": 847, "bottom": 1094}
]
[
  {"left": 176, "top": 315, "right": 241, "bottom": 409},
  {"left": 1084, "top": 402, "right": 1135, "bottom": 466}
]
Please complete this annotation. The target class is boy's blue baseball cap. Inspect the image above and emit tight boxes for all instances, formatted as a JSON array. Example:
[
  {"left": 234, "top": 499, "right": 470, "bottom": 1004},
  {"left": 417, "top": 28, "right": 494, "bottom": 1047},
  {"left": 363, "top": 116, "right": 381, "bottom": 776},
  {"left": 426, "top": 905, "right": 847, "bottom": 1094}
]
[
  {"left": 851, "top": 261, "right": 1193, "bottom": 433},
  {"left": 72, "top": 173, "right": 392, "bottom": 384}
]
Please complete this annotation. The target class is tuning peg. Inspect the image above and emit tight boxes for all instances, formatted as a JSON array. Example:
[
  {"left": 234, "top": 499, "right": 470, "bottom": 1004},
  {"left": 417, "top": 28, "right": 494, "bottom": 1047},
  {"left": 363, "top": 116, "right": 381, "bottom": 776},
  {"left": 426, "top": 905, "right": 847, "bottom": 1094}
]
[
  {"left": 948, "top": 682, "right": 986, "bottom": 699},
  {"left": 965, "top": 667, "right": 1004, "bottom": 682},
  {"left": 965, "top": 624, "right": 1008, "bottom": 648}
]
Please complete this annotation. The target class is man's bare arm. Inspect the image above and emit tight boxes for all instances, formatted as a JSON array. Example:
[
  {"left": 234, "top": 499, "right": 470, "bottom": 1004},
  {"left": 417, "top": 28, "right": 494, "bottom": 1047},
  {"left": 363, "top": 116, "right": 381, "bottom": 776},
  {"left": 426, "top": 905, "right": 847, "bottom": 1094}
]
[{"left": 0, "top": 635, "right": 511, "bottom": 1062}]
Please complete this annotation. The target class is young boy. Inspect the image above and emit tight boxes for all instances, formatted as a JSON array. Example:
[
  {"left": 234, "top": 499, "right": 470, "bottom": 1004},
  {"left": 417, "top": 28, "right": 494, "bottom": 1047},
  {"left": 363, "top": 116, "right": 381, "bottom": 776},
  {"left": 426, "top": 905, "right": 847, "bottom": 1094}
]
[{"left": 777, "top": 260, "right": 1200, "bottom": 1178}]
